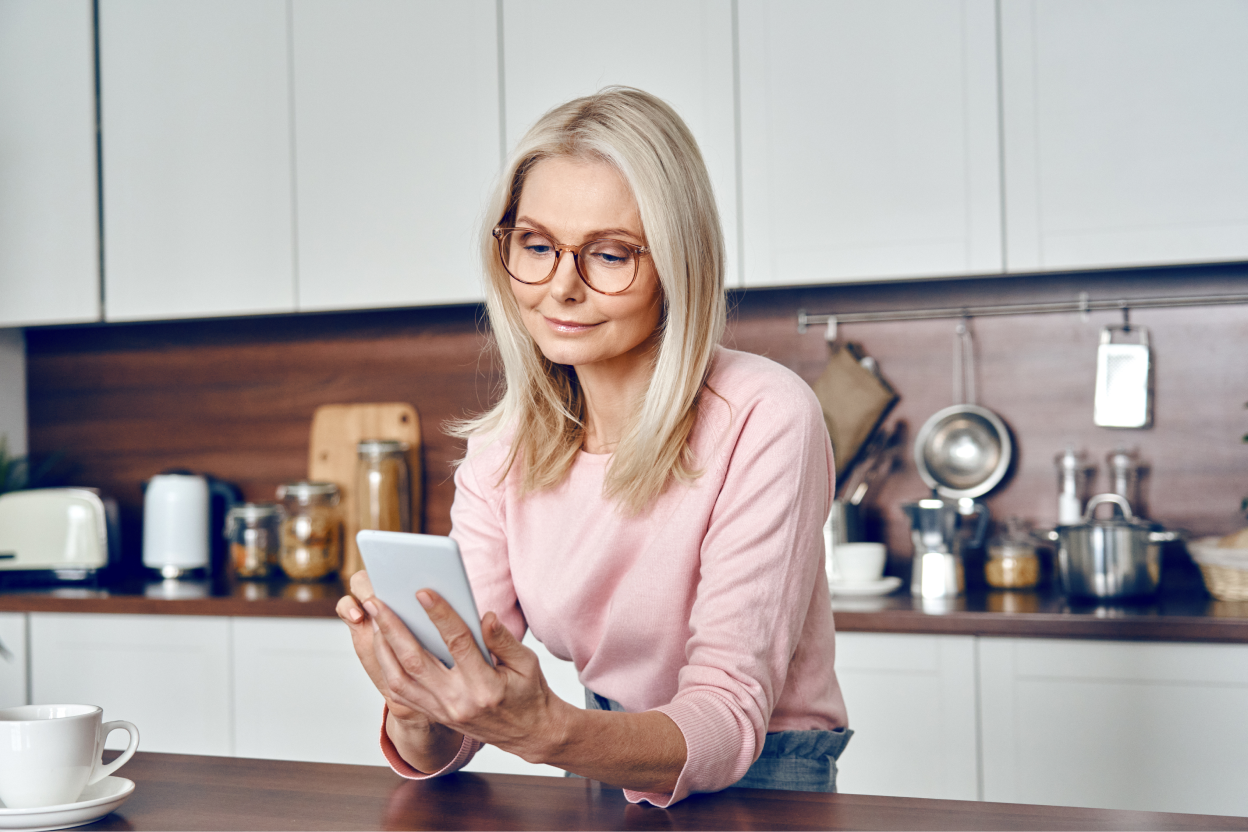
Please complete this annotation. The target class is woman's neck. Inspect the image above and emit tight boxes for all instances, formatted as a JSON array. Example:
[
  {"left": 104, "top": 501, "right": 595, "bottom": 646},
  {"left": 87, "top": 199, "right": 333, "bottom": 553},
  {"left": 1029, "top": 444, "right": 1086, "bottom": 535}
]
[{"left": 576, "top": 344, "right": 657, "bottom": 455}]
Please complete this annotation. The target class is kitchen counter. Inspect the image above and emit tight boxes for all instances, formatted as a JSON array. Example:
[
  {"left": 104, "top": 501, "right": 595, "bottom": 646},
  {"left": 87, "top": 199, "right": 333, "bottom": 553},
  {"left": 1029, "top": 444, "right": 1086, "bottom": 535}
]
[
  {"left": 82, "top": 751, "right": 1248, "bottom": 831},
  {"left": 3, "top": 576, "right": 1247, "bottom": 642}
]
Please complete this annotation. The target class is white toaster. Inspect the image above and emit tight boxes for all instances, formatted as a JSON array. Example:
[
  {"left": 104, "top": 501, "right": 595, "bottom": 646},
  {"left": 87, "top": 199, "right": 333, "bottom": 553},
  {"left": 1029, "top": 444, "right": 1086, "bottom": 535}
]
[{"left": 0, "top": 488, "right": 117, "bottom": 584}]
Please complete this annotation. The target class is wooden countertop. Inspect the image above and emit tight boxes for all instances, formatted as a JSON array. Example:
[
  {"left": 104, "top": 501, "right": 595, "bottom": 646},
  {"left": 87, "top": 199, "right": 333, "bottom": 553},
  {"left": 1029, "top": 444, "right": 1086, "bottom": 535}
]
[
  {"left": 4, "top": 577, "right": 1248, "bottom": 642},
  {"left": 83, "top": 752, "right": 1248, "bottom": 831}
]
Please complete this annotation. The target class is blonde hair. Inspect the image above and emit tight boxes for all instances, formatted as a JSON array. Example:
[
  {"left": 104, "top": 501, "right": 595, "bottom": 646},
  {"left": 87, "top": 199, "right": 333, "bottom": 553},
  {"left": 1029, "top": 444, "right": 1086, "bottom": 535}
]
[{"left": 455, "top": 86, "right": 726, "bottom": 513}]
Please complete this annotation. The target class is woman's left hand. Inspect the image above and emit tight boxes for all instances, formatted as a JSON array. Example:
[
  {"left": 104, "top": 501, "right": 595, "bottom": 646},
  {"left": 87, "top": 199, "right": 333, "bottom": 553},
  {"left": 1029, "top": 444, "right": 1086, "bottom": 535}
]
[{"left": 364, "top": 590, "right": 569, "bottom": 764}]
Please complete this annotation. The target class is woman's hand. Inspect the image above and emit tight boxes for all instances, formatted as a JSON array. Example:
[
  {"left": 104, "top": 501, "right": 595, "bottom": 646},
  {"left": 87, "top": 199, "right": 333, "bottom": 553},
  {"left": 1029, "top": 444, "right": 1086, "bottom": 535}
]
[
  {"left": 365, "top": 587, "right": 571, "bottom": 765},
  {"left": 336, "top": 572, "right": 464, "bottom": 772}
]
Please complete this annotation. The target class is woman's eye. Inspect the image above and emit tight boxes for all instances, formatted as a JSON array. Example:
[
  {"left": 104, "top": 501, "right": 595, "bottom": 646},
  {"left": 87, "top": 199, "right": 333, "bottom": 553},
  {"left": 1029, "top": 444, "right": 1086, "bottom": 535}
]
[{"left": 589, "top": 243, "right": 631, "bottom": 267}]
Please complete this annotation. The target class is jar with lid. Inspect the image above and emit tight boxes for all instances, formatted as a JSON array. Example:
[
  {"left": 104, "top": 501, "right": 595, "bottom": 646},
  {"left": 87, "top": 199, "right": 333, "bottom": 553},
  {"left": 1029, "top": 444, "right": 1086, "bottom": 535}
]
[
  {"left": 985, "top": 516, "right": 1040, "bottom": 589},
  {"left": 223, "top": 502, "right": 281, "bottom": 579},
  {"left": 356, "top": 440, "right": 412, "bottom": 533},
  {"left": 277, "top": 482, "right": 342, "bottom": 581}
]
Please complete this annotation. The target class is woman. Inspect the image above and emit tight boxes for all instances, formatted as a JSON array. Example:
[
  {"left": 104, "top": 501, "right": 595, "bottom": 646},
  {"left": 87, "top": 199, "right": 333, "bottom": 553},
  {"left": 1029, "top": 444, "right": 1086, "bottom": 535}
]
[{"left": 336, "top": 87, "right": 849, "bottom": 807}]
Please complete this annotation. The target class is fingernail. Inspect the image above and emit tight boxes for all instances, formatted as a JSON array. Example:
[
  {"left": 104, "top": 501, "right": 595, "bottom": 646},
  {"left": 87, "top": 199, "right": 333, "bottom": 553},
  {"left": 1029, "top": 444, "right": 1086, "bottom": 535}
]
[
  {"left": 363, "top": 600, "right": 378, "bottom": 617},
  {"left": 416, "top": 591, "right": 434, "bottom": 610},
  {"left": 346, "top": 608, "right": 362, "bottom": 623}
]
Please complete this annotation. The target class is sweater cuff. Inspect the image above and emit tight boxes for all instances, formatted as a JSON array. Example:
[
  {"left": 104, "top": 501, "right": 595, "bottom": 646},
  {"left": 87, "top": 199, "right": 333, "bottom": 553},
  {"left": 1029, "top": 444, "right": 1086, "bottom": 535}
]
[
  {"left": 379, "top": 704, "right": 481, "bottom": 779},
  {"left": 623, "top": 692, "right": 758, "bottom": 807}
]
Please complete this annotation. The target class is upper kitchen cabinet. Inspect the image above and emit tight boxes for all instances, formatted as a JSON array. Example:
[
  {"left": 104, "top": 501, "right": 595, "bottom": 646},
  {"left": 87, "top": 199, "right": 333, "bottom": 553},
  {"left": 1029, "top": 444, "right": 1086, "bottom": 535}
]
[
  {"left": 99, "top": 0, "right": 296, "bottom": 321},
  {"left": 292, "top": 0, "right": 500, "bottom": 310},
  {"left": 0, "top": 0, "right": 100, "bottom": 327},
  {"left": 738, "top": 0, "right": 1003, "bottom": 287},
  {"left": 1000, "top": 1, "right": 1248, "bottom": 272},
  {"left": 502, "top": 0, "right": 738, "bottom": 284}
]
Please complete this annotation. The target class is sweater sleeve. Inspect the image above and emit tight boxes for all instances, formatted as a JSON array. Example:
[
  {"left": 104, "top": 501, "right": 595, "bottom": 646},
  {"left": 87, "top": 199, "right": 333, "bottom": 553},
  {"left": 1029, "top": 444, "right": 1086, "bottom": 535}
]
[
  {"left": 378, "top": 436, "right": 526, "bottom": 780},
  {"left": 626, "top": 375, "right": 835, "bottom": 806}
]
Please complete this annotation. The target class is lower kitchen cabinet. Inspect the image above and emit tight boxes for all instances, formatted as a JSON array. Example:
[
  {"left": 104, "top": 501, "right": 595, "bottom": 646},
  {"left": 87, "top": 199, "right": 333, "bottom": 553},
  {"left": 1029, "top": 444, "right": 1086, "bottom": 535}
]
[
  {"left": 28, "top": 613, "right": 232, "bottom": 756},
  {"left": 0, "top": 612, "right": 28, "bottom": 708},
  {"left": 978, "top": 637, "right": 1248, "bottom": 816},
  {"left": 833, "top": 632, "right": 979, "bottom": 801}
]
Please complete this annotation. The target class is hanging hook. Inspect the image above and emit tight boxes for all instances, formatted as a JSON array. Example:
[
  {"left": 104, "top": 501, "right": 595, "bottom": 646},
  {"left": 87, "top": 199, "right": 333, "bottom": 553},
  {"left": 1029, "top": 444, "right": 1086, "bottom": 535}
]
[
  {"left": 824, "top": 316, "right": 838, "bottom": 343},
  {"left": 1120, "top": 302, "right": 1131, "bottom": 333}
]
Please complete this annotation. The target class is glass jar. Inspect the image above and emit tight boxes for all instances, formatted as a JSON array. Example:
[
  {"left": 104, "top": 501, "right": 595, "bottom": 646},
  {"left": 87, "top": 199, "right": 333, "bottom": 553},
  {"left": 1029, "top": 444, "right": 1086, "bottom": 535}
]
[
  {"left": 985, "top": 516, "right": 1040, "bottom": 589},
  {"left": 223, "top": 502, "right": 282, "bottom": 579},
  {"left": 277, "top": 482, "right": 342, "bottom": 581},
  {"left": 356, "top": 440, "right": 412, "bottom": 534}
]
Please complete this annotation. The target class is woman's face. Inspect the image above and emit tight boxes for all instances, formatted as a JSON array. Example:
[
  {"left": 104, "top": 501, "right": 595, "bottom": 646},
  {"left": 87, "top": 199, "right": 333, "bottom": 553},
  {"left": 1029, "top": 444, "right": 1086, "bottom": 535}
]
[{"left": 507, "top": 156, "right": 663, "bottom": 376}]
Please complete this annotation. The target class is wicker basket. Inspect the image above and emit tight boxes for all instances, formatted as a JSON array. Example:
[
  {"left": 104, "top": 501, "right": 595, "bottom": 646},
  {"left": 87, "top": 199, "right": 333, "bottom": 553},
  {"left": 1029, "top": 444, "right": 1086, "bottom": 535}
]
[{"left": 1188, "top": 537, "right": 1248, "bottom": 601}]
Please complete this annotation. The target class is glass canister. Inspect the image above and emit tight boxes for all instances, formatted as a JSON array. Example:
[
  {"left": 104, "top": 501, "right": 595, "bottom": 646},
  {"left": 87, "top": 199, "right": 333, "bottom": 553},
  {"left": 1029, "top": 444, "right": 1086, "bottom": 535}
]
[
  {"left": 985, "top": 516, "right": 1041, "bottom": 589},
  {"left": 223, "top": 502, "right": 281, "bottom": 579},
  {"left": 356, "top": 440, "right": 412, "bottom": 534},
  {"left": 277, "top": 482, "right": 342, "bottom": 581}
]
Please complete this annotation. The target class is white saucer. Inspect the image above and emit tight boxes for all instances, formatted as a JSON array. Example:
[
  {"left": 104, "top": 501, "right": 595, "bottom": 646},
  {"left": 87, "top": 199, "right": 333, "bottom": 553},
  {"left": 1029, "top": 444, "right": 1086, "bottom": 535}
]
[
  {"left": 829, "top": 576, "right": 902, "bottom": 596},
  {"left": 0, "top": 777, "right": 134, "bottom": 832}
]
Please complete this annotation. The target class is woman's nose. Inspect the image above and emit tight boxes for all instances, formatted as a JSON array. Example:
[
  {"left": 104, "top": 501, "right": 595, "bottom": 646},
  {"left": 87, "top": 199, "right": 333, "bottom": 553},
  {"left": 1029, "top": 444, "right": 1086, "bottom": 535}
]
[{"left": 547, "top": 250, "right": 586, "bottom": 302}]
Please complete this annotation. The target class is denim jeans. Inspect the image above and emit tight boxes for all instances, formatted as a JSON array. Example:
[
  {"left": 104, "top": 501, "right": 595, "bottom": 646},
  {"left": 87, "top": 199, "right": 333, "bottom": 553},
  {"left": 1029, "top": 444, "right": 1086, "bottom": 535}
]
[{"left": 577, "top": 689, "right": 852, "bottom": 793}]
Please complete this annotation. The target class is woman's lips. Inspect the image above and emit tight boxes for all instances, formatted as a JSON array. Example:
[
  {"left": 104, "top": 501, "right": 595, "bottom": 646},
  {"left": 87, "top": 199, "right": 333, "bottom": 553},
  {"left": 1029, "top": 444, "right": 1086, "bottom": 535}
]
[{"left": 543, "top": 316, "right": 600, "bottom": 334}]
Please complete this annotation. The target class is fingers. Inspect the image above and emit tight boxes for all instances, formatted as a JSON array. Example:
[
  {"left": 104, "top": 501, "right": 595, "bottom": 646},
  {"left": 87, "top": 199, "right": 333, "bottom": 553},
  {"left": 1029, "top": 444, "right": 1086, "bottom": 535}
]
[
  {"left": 480, "top": 611, "right": 528, "bottom": 668},
  {"left": 349, "top": 569, "right": 375, "bottom": 603},
  {"left": 336, "top": 594, "right": 365, "bottom": 625},
  {"left": 365, "top": 597, "right": 432, "bottom": 679},
  {"left": 418, "top": 590, "right": 491, "bottom": 671}
]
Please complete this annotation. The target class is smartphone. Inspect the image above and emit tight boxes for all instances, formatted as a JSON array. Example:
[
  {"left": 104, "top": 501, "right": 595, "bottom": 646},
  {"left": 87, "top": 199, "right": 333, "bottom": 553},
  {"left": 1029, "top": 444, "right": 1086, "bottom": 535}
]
[{"left": 356, "top": 530, "right": 492, "bottom": 668}]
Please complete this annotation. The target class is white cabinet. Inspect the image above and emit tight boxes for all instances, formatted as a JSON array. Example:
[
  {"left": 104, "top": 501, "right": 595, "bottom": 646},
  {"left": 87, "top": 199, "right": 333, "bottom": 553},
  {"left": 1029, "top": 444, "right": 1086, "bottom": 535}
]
[
  {"left": 29, "top": 613, "right": 232, "bottom": 756},
  {"left": 833, "top": 633, "right": 979, "bottom": 800},
  {"left": 99, "top": 0, "right": 296, "bottom": 321},
  {"left": 0, "top": 613, "right": 28, "bottom": 708},
  {"left": 292, "top": 0, "right": 500, "bottom": 310},
  {"left": 738, "top": 0, "right": 1003, "bottom": 287},
  {"left": 502, "top": 0, "right": 739, "bottom": 285},
  {"left": 1000, "top": 0, "right": 1248, "bottom": 272},
  {"left": 0, "top": 0, "right": 100, "bottom": 327},
  {"left": 979, "top": 637, "right": 1248, "bottom": 816},
  {"left": 233, "top": 617, "right": 387, "bottom": 766}
]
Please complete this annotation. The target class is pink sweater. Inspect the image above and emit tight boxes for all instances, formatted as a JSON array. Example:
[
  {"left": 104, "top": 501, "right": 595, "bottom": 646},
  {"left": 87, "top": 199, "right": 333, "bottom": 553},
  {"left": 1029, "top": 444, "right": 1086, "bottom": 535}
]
[{"left": 380, "top": 347, "right": 848, "bottom": 805}]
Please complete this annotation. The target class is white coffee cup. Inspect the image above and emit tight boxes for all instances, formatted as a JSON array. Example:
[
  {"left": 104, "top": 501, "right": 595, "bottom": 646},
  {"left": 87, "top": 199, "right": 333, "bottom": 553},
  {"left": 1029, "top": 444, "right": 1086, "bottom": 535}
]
[
  {"left": 0, "top": 704, "right": 139, "bottom": 809},
  {"left": 832, "top": 542, "right": 887, "bottom": 584}
]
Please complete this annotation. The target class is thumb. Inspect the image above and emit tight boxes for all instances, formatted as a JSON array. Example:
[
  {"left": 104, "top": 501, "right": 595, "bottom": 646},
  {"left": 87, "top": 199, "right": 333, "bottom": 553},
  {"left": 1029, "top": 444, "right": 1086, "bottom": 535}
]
[{"left": 482, "top": 612, "right": 528, "bottom": 666}]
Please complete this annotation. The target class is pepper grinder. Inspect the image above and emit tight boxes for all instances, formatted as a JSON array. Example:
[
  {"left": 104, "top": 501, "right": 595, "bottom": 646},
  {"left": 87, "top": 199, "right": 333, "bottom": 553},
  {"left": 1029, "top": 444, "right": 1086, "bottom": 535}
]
[
  {"left": 1055, "top": 448, "right": 1092, "bottom": 526},
  {"left": 1107, "top": 448, "right": 1144, "bottom": 517}
]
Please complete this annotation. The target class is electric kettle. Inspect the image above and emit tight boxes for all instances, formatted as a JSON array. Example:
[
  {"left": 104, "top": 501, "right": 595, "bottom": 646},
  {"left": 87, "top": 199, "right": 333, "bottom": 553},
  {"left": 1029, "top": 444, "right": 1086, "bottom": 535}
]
[{"left": 142, "top": 472, "right": 239, "bottom": 578}]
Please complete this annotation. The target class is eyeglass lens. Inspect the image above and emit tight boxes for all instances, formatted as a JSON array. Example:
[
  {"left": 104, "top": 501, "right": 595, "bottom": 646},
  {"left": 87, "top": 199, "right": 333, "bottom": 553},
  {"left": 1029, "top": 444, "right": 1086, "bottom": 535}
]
[{"left": 499, "top": 229, "right": 637, "bottom": 294}]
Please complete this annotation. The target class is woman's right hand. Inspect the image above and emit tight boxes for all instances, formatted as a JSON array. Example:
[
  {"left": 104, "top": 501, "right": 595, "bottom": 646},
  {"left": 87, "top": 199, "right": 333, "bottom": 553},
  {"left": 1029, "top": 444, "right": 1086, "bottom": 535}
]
[{"left": 336, "top": 571, "right": 464, "bottom": 771}]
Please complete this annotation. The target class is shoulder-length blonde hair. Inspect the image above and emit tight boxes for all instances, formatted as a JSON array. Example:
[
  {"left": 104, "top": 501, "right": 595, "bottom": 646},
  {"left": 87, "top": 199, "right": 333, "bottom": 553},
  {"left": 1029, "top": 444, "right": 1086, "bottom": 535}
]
[{"left": 455, "top": 86, "right": 726, "bottom": 513}]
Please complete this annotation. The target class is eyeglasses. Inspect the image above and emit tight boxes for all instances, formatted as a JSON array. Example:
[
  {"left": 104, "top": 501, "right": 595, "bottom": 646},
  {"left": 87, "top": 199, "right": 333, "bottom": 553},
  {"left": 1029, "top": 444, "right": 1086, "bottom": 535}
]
[{"left": 493, "top": 227, "right": 651, "bottom": 295}]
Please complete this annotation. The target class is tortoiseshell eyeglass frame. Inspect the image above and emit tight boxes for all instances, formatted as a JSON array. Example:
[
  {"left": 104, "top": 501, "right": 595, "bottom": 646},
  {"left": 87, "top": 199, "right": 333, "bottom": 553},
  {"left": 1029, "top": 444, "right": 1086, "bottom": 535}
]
[{"left": 492, "top": 226, "right": 651, "bottom": 296}]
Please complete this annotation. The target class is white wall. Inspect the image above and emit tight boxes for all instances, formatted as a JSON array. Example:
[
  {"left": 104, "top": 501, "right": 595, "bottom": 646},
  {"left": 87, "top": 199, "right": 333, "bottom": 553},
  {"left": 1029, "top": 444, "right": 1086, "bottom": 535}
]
[{"left": 0, "top": 329, "right": 27, "bottom": 455}]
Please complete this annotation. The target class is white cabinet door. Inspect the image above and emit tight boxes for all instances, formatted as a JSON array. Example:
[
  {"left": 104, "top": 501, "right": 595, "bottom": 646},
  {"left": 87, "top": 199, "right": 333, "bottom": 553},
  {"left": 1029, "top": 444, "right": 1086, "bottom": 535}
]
[
  {"left": 832, "top": 632, "right": 980, "bottom": 800},
  {"left": 460, "top": 631, "right": 583, "bottom": 778},
  {"left": 292, "top": 0, "right": 500, "bottom": 311},
  {"left": 99, "top": 0, "right": 296, "bottom": 321},
  {"left": 502, "top": 0, "right": 739, "bottom": 285},
  {"left": 979, "top": 637, "right": 1248, "bottom": 816},
  {"left": 1000, "top": 0, "right": 1248, "bottom": 272},
  {"left": 738, "top": 0, "right": 1002, "bottom": 287},
  {"left": 0, "top": 0, "right": 100, "bottom": 327},
  {"left": 29, "top": 613, "right": 232, "bottom": 755},
  {"left": 0, "top": 613, "right": 27, "bottom": 708},
  {"left": 232, "top": 617, "right": 387, "bottom": 766}
]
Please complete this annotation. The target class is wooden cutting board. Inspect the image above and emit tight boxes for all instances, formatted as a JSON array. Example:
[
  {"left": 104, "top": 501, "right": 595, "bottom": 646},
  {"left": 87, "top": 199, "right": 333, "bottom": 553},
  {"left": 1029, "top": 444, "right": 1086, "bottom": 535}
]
[{"left": 308, "top": 403, "right": 422, "bottom": 581}]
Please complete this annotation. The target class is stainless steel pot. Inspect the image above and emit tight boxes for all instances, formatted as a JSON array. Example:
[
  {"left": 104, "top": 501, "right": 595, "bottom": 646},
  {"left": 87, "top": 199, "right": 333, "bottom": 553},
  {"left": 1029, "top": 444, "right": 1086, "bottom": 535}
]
[{"left": 1049, "top": 493, "right": 1179, "bottom": 599}]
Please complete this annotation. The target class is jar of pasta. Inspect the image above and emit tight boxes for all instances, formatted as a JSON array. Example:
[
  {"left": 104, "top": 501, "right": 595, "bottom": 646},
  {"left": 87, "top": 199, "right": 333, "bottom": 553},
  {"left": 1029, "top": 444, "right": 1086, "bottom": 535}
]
[
  {"left": 985, "top": 516, "right": 1040, "bottom": 589},
  {"left": 276, "top": 482, "right": 342, "bottom": 581},
  {"left": 223, "top": 502, "right": 281, "bottom": 579}
]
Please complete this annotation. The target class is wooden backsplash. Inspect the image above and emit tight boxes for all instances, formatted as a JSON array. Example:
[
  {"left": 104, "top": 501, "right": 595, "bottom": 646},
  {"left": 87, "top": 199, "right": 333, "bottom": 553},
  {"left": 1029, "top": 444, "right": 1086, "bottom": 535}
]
[{"left": 25, "top": 265, "right": 1248, "bottom": 572}]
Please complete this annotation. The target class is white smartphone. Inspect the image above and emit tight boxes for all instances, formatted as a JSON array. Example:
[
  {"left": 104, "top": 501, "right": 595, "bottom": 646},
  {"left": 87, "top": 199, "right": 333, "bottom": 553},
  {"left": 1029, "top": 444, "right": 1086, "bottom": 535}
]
[{"left": 356, "top": 530, "right": 492, "bottom": 668}]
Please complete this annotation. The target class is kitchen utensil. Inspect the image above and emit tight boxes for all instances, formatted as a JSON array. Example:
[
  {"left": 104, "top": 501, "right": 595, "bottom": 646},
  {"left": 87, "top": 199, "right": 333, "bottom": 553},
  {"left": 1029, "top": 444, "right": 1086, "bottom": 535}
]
[
  {"left": 914, "top": 323, "right": 1013, "bottom": 499},
  {"left": 277, "top": 482, "right": 343, "bottom": 581},
  {"left": 843, "top": 421, "right": 903, "bottom": 506},
  {"left": 0, "top": 488, "right": 118, "bottom": 585},
  {"left": 823, "top": 500, "right": 862, "bottom": 582},
  {"left": 223, "top": 502, "right": 282, "bottom": 580},
  {"left": 356, "top": 440, "right": 412, "bottom": 534},
  {"left": 904, "top": 496, "right": 989, "bottom": 598},
  {"left": 1185, "top": 537, "right": 1248, "bottom": 601},
  {"left": 1048, "top": 493, "right": 1178, "bottom": 598},
  {"left": 142, "top": 472, "right": 238, "bottom": 579},
  {"left": 1094, "top": 324, "right": 1152, "bottom": 428},
  {"left": 1107, "top": 448, "right": 1145, "bottom": 515},
  {"left": 1055, "top": 447, "right": 1093, "bottom": 525},
  {"left": 309, "top": 403, "right": 422, "bottom": 581},
  {"left": 810, "top": 342, "right": 898, "bottom": 480}
]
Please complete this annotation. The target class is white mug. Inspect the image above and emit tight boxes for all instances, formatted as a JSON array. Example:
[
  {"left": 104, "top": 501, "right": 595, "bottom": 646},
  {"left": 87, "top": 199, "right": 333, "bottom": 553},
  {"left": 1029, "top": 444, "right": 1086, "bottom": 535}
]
[
  {"left": 0, "top": 704, "right": 139, "bottom": 809},
  {"left": 832, "top": 542, "right": 888, "bottom": 584}
]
